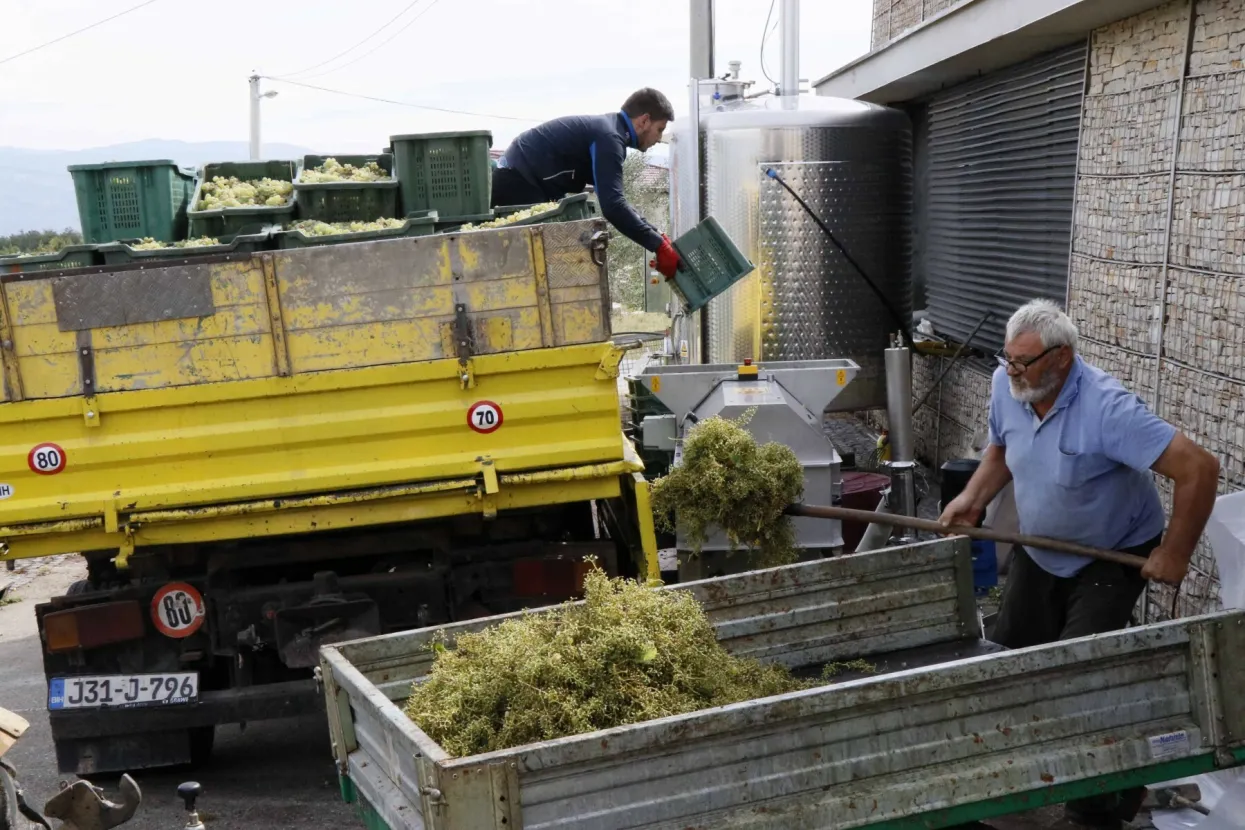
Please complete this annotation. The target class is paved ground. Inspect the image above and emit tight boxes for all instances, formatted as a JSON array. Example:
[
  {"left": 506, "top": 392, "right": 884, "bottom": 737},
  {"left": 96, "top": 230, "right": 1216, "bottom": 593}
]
[{"left": 0, "top": 555, "right": 356, "bottom": 830}]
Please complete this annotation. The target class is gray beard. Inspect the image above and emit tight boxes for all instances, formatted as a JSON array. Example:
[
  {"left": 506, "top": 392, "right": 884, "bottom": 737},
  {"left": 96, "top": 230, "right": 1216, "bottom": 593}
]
[{"left": 1009, "top": 370, "right": 1061, "bottom": 404}]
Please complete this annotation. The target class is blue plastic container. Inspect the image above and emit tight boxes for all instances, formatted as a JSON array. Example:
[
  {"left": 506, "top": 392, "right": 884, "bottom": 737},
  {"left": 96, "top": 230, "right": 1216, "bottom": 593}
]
[{"left": 972, "top": 539, "right": 999, "bottom": 595}]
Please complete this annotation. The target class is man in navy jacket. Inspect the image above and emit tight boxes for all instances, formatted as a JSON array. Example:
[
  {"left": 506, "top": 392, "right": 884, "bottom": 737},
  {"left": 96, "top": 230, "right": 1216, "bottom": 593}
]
[{"left": 492, "top": 87, "right": 682, "bottom": 279}]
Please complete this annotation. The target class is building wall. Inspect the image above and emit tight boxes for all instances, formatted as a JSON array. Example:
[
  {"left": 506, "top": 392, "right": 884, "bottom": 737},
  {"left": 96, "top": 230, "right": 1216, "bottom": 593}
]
[
  {"left": 871, "top": 0, "right": 967, "bottom": 49},
  {"left": 908, "top": 0, "right": 1245, "bottom": 621},
  {"left": 1074, "top": 0, "right": 1245, "bottom": 621}
]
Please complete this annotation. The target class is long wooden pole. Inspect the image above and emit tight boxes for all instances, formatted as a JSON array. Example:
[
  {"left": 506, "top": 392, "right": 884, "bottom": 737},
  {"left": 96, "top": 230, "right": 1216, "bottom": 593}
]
[{"left": 786, "top": 503, "right": 1150, "bottom": 569}]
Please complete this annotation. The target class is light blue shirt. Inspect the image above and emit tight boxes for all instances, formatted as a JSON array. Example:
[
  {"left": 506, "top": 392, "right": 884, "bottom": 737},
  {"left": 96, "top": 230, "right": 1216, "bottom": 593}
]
[{"left": 988, "top": 356, "right": 1176, "bottom": 577}]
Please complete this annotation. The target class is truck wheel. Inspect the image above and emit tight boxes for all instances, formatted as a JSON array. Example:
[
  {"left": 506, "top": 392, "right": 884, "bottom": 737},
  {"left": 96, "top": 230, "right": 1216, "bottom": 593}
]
[
  {"left": 65, "top": 579, "right": 91, "bottom": 596},
  {"left": 0, "top": 762, "right": 18, "bottom": 830},
  {"left": 188, "top": 726, "right": 215, "bottom": 768}
]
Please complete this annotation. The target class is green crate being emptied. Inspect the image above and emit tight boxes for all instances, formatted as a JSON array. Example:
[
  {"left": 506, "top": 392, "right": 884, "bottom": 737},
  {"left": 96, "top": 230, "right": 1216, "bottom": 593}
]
[{"left": 669, "top": 216, "right": 755, "bottom": 312}]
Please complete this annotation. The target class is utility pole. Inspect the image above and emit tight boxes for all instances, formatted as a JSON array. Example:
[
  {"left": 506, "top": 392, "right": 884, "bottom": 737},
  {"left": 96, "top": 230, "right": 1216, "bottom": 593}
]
[{"left": 248, "top": 74, "right": 278, "bottom": 160}]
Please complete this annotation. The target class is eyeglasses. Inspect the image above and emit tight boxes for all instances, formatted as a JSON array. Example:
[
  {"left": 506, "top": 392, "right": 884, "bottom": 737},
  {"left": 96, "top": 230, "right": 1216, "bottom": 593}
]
[{"left": 996, "top": 345, "right": 1061, "bottom": 373}]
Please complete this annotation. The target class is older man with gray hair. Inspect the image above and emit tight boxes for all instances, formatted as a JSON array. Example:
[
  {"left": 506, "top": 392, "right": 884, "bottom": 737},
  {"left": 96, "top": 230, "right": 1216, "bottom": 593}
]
[
  {"left": 942, "top": 298, "right": 1219, "bottom": 640},
  {"left": 940, "top": 299, "right": 1221, "bottom": 826},
  {"left": 940, "top": 298, "right": 1220, "bottom": 825}
]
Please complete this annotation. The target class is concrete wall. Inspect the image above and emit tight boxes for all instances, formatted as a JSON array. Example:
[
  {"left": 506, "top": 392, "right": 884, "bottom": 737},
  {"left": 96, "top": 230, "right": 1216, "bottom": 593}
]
[{"left": 909, "top": 0, "right": 1244, "bottom": 621}]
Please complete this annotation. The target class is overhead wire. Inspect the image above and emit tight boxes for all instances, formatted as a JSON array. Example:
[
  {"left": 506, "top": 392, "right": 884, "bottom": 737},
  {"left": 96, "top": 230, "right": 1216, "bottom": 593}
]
[
  {"left": 759, "top": 0, "right": 780, "bottom": 86},
  {"left": 277, "top": 0, "right": 432, "bottom": 78},
  {"left": 0, "top": 0, "right": 164, "bottom": 67},
  {"left": 259, "top": 76, "right": 538, "bottom": 123},
  {"left": 296, "top": 0, "right": 444, "bottom": 80}
]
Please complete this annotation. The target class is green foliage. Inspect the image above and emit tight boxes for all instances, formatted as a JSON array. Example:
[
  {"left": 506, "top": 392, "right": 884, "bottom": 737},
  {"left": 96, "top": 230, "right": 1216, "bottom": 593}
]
[
  {"left": 651, "top": 411, "right": 805, "bottom": 567},
  {"left": 0, "top": 228, "right": 82, "bottom": 256},
  {"left": 606, "top": 151, "right": 668, "bottom": 312},
  {"left": 404, "top": 565, "right": 806, "bottom": 758}
]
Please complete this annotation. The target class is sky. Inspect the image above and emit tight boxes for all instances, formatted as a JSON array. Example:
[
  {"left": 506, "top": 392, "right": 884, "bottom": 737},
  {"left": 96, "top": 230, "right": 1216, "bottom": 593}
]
[{"left": 0, "top": 0, "right": 871, "bottom": 154}]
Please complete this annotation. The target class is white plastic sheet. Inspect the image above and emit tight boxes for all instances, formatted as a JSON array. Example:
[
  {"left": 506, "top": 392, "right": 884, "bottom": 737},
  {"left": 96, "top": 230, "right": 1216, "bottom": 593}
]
[{"left": 1151, "top": 491, "right": 1245, "bottom": 830}]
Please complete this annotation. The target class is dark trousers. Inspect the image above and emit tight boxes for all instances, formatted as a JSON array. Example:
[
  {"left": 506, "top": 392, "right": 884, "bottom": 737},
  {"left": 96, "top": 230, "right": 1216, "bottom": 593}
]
[
  {"left": 491, "top": 167, "right": 549, "bottom": 209},
  {"left": 991, "top": 535, "right": 1160, "bottom": 826}
]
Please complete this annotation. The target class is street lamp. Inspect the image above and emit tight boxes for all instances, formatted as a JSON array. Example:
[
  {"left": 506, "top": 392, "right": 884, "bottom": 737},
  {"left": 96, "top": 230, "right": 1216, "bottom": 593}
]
[{"left": 249, "top": 74, "right": 279, "bottom": 160}]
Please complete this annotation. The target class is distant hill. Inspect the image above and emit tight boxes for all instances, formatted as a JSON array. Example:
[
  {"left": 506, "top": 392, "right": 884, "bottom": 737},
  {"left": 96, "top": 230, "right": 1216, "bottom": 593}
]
[{"left": 0, "top": 140, "right": 311, "bottom": 236}]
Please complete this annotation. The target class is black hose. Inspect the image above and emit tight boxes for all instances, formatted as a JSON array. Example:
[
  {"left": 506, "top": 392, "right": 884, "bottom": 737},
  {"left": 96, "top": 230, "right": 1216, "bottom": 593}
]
[{"left": 764, "top": 168, "right": 915, "bottom": 350}]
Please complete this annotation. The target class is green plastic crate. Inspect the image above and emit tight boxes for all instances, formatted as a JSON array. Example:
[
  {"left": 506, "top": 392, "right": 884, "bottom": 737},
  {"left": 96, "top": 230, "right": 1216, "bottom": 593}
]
[
  {"left": 492, "top": 193, "right": 598, "bottom": 226},
  {"left": 390, "top": 130, "right": 492, "bottom": 220},
  {"left": 293, "top": 154, "right": 400, "bottom": 223},
  {"left": 68, "top": 160, "right": 196, "bottom": 244},
  {"left": 96, "top": 227, "right": 274, "bottom": 265},
  {"left": 0, "top": 245, "right": 100, "bottom": 274},
  {"left": 669, "top": 216, "right": 756, "bottom": 313},
  {"left": 274, "top": 211, "right": 439, "bottom": 249},
  {"left": 188, "top": 160, "right": 299, "bottom": 238}
]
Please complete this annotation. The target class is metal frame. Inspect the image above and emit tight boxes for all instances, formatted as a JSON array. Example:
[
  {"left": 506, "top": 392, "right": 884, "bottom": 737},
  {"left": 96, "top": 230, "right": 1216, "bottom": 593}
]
[
  {"left": 1152, "top": 0, "right": 1197, "bottom": 417},
  {"left": 320, "top": 537, "right": 1245, "bottom": 830}
]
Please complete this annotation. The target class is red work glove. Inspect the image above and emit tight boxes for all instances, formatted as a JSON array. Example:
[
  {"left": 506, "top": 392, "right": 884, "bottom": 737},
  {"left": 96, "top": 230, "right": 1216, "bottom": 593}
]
[{"left": 650, "top": 235, "right": 682, "bottom": 280}]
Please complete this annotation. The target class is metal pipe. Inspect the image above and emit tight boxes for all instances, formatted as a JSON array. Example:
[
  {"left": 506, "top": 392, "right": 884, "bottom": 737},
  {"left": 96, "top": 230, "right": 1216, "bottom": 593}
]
[
  {"left": 248, "top": 74, "right": 261, "bottom": 160},
  {"left": 885, "top": 341, "right": 915, "bottom": 463},
  {"left": 886, "top": 462, "right": 918, "bottom": 528},
  {"left": 786, "top": 503, "right": 1151, "bottom": 569},
  {"left": 690, "top": 0, "right": 715, "bottom": 80},
  {"left": 779, "top": 0, "right": 800, "bottom": 96},
  {"left": 853, "top": 495, "right": 893, "bottom": 553}
]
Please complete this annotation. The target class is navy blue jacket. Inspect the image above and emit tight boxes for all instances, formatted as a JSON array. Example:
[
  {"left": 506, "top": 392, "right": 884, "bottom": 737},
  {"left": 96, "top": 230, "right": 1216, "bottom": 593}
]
[{"left": 498, "top": 112, "right": 665, "bottom": 252}]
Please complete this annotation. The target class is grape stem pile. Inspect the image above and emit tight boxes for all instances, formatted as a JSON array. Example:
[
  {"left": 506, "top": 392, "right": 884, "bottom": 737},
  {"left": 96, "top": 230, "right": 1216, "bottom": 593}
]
[
  {"left": 196, "top": 176, "right": 293, "bottom": 210},
  {"left": 299, "top": 158, "right": 391, "bottom": 184},
  {"left": 650, "top": 411, "right": 806, "bottom": 567},
  {"left": 289, "top": 218, "right": 405, "bottom": 236}
]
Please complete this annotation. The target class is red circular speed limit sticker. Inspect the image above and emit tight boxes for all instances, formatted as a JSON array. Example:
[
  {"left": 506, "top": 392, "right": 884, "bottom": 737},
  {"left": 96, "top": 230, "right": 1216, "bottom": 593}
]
[
  {"left": 28, "top": 443, "right": 67, "bottom": 475},
  {"left": 467, "top": 401, "right": 504, "bottom": 434},
  {"left": 151, "top": 582, "right": 206, "bottom": 639}
]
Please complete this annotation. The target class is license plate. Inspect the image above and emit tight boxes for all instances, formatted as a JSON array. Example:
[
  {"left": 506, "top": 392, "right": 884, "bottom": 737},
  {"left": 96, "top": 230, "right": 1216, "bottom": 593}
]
[{"left": 48, "top": 673, "right": 198, "bottom": 711}]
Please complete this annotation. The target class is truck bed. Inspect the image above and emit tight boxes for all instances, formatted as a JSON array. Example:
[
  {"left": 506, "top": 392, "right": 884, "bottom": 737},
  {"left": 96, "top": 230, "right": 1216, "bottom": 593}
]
[
  {"left": 0, "top": 220, "right": 652, "bottom": 567},
  {"left": 320, "top": 538, "right": 1245, "bottom": 830}
]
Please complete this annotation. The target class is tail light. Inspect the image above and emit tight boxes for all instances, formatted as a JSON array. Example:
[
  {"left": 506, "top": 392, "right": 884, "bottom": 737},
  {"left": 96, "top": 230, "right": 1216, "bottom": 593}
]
[{"left": 44, "top": 601, "right": 144, "bottom": 653}]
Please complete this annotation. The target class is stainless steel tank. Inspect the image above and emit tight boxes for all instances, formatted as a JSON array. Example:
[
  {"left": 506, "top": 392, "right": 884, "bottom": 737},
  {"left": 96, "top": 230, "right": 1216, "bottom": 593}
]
[{"left": 669, "top": 95, "right": 912, "bottom": 409}]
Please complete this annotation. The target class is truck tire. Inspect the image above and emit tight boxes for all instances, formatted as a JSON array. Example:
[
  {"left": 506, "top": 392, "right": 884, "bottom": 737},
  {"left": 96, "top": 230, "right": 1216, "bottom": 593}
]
[
  {"left": 0, "top": 763, "right": 17, "bottom": 830},
  {"left": 65, "top": 580, "right": 90, "bottom": 596},
  {"left": 188, "top": 726, "right": 215, "bottom": 768}
]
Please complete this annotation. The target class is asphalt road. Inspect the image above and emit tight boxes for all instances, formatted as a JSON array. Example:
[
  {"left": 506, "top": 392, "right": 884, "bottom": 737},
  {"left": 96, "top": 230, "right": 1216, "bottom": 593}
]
[{"left": 0, "top": 556, "right": 357, "bottom": 830}]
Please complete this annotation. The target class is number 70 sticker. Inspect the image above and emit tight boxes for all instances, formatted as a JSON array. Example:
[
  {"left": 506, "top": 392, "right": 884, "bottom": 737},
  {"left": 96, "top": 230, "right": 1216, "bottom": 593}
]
[{"left": 467, "top": 401, "right": 504, "bottom": 434}]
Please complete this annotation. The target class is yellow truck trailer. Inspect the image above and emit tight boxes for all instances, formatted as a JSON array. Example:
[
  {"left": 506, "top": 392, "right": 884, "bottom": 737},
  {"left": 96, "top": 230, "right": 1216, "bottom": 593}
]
[{"left": 0, "top": 219, "right": 658, "bottom": 774}]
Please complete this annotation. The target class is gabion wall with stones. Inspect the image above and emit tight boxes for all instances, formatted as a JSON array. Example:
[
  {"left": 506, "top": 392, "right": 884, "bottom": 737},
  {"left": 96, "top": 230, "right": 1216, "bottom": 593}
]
[
  {"left": 870, "top": 0, "right": 967, "bottom": 49},
  {"left": 1070, "top": 0, "right": 1245, "bottom": 621},
  {"left": 886, "top": 0, "right": 1243, "bottom": 623}
]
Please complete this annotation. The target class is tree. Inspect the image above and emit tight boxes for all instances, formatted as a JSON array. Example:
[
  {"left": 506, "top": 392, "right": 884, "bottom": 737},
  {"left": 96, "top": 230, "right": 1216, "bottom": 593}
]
[
  {"left": 606, "top": 151, "right": 669, "bottom": 312},
  {"left": 0, "top": 228, "right": 83, "bottom": 256}
]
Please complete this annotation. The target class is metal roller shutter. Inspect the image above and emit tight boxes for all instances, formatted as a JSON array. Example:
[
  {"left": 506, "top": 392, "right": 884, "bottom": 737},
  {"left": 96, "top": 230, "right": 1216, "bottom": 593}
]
[{"left": 924, "top": 42, "right": 1087, "bottom": 349}]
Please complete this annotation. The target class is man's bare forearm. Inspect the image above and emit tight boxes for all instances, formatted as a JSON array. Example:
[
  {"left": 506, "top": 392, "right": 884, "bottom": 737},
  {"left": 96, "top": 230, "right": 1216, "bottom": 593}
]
[
  {"left": 964, "top": 444, "right": 1013, "bottom": 511},
  {"left": 1162, "top": 458, "right": 1220, "bottom": 566}
]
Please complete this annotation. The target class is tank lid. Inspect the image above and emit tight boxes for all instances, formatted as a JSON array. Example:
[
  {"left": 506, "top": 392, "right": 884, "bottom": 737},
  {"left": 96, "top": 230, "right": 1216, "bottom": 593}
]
[{"left": 700, "top": 94, "right": 908, "bottom": 130}]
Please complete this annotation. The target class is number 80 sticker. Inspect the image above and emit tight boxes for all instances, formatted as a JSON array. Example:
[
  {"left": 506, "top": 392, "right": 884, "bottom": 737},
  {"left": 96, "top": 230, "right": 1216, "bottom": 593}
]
[
  {"left": 151, "top": 582, "right": 206, "bottom": 639},
  {"left": 28, "top": 443, "right": 67, "bottom": 475},
  {"left": 467, "top": 401, "right": 504, "bottom": 434}
]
